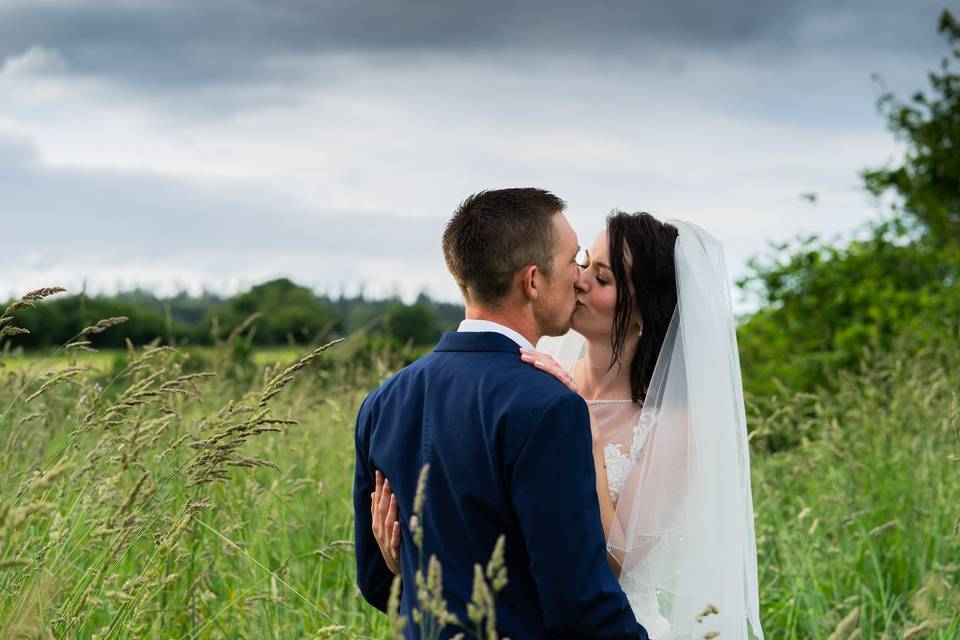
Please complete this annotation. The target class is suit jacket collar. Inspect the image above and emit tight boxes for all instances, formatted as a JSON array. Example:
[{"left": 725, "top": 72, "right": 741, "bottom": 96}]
[{"left": 434, "top": 331, "right": 523, "bottom": 354}]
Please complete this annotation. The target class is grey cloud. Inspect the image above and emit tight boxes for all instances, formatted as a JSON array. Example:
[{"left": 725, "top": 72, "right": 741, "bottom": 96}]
[
  {"left": 0, "top": 134, "right": 442, "bottom": 266},
  {"left": 0, "top": 0, "right": 949, "bottom": 91}
]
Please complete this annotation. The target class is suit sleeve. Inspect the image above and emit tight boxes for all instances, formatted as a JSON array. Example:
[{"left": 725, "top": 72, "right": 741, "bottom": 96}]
[
  {"left": 353, "top": 394, "right": 395, "bottom": 612},
  {"left": 510, "top": 393, "right": 648, "bottom": 640}
]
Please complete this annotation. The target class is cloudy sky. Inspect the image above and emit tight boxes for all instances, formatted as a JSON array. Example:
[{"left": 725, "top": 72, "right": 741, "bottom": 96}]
[{"left": 0, "top": 0, "right": 951, "bottom": 307}]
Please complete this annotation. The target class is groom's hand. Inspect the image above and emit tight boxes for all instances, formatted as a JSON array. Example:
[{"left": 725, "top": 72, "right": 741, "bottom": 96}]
[{"left": 371, "top": 470, "right": 401, "bottom": 575}]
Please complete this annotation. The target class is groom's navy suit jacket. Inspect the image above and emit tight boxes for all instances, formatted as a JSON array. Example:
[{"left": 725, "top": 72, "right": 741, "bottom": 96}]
[{"left": 354, "top": 331, "right": 647, "bottom": 639}]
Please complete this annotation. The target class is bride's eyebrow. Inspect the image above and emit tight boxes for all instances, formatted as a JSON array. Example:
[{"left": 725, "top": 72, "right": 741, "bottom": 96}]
[{"left": 585, "top": 250, "right": 611, "bottom": 271}]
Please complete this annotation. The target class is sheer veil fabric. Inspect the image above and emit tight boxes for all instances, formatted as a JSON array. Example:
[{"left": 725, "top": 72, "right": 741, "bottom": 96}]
[{"left": 537, "top": 221, "right": 764, "bottom": 639}]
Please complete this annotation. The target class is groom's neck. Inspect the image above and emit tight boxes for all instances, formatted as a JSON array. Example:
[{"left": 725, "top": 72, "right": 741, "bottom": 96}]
[{"left": 464, "top": 305, "right": 540, "bottom": 347}]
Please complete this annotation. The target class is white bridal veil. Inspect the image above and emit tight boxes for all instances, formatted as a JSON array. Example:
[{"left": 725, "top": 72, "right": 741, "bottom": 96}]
[{"left": 538, "top": 221, "right": 764, "bottom": 639}]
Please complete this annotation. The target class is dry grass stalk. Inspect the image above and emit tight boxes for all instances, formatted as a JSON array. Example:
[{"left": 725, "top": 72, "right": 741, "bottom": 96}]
[
  {"left": 21, "top": 288, "right": 67, "bottom": 301},
  {"left": 868, "top": 520, "right": 902, "bottom": 537},
  {"left": 224, "top": 312, "right": 262, "bottom": 346},
  {"left": 2, "top": 287, "right": 66, "bottom": 317},
  {"left": 0, "top": 325, "right": 30, "bottom": 338},
  {"left": 467, "top": 563, "right": 497, "bottom": 640},
  {"left": 259, "top": 339, "right": 344, "bottom": 408},
  {"left": 21, "top": 460, "right": 73, "bottom": 494},
  {"left": 387, "top": 575, "right": 407, "bottom": 639},
  {"left": 410, "top": 464, "right": 430, "bottom": 548},
  {"left": 902, "top": 619, "right": 950, "bottom": 638},
  {"left": 24, "top": 366, "right": 89, "bottom": 403},
  {"left": 826, "top": 607, "right": 860, "bottom": 640},
  {"left": 79, "top": 316, "right": 129, "bottom": 336},
  {"left": 314, "top": 540, "right": 354, "bottom": 560},
  {"left": 64, "top": 340, "right": 95, "bottom": 352}
]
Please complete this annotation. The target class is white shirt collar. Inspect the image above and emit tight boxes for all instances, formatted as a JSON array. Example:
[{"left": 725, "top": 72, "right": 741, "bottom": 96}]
[{"left": 457, "top": 319, "right": 535, "bottom": 350}]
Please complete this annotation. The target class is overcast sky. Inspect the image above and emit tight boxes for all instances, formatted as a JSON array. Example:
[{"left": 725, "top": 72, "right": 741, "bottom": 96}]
[{"left": 0, "top": 0, "right": 951, "bottom": 307}]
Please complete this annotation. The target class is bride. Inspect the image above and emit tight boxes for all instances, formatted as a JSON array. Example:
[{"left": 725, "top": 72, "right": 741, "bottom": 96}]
[
  {"left": 530, "top": 211, "right": 764, "bottom": 638},
  {"left": 373, "top": 211, "right": 764, "bottom": 639}
]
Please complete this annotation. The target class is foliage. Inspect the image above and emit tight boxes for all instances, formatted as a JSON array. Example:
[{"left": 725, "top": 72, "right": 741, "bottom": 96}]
[
  {"left": 748, "top": 329, "right": 960, "bottom": 639},
  {"left": 737, "top": 10, "right": 960, "bottom": 402},
  {"left": 214, "top": 278, "right": 342, "bottom": 346},
  {"left": 386, "top": 302, "right": 443, "bottom": 347},
  {"left": 5, "top": 292, "right": 185, "bottom": 349},
  {"left": 863, "top": 10, "right": 960, "bottom": 246},
  {"left": 2, "top": 279, "right": 461, "bottom": 352},
  {"left": 736, "top": 219, "right": 960, "bottom": 399}
]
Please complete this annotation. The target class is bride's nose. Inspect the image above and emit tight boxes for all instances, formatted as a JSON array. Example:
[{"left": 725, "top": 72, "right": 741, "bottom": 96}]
[{"left": 575, "top": 271, "right": 589, "bottom": 293}]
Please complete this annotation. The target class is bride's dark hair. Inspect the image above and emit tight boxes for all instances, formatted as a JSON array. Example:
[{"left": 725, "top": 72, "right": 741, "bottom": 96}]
[{"left": 606, "top": 211, "right": 679, "bottom": 403}]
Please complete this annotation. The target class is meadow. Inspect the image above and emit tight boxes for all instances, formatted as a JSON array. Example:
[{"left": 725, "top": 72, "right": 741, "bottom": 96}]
[{"left": 1, "top": 292, "right": 958, "bottom": 639}]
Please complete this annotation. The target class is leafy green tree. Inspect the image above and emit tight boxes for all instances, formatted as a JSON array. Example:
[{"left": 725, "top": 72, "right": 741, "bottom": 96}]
[
  {"left": 737, "top": 222, "right": 960, "bottom": 397},
  {"left": 9, "top": 294, "right": 169, "bottom": 348},
  {"left": 386, "top": 302, "right": 443, "bottom": 346},
  {"left": 737, "top": 10, "right": 960, "bottom": 401},
  {"left": 863, "top": 10, "right": 960, "bottom": 245},
  {"left": 2, "top": 283, "right": 469, "bottom": 351},
  {"left": 213, "top": 278, "right": 341, "bottom": 345}
]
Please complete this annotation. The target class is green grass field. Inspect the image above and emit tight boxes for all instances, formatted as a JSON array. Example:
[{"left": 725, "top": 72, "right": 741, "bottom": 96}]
[
  {"left": 0, "top": 346, "right": 304, "bottom": 374},
  {"left": 1, "top": 331, "right": 957, "bottom": 639}
]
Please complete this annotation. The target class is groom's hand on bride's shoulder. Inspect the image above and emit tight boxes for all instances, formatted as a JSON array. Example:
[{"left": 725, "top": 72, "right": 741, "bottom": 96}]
[
  {"left": 519, "top": 348, "right": 578, "bottom": 393},
  {"left": 371, "top": 470, "right": 401, "bottom": 575}
]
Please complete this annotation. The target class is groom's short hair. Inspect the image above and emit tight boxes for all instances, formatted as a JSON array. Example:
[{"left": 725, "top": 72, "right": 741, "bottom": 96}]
[{"left": 443, "top": 188, "right": 566, "bottom": 306}]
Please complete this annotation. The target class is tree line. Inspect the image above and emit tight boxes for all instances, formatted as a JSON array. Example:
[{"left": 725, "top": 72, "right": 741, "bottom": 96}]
[{"left": 3, "top": 278, "right": 464, "bottom": 350}]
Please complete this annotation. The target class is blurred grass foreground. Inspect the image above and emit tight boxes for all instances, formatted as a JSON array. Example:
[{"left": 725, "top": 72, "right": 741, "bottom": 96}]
[{"left": 2, "top": 9, "right": 960, "bottom": 639}]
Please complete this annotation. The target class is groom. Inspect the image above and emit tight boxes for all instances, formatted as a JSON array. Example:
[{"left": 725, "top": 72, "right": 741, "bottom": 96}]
[{"left": 353, "top": 188, "right": 647, "bottom": 639}]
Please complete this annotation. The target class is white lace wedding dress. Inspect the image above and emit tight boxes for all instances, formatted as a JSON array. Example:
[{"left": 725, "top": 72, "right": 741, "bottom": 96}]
[
  {"left": 539, "top": 221, "right": 764, "bottom": 640},
  {"left": 589, "top": 399, "right": 672, "bottom": 640}
]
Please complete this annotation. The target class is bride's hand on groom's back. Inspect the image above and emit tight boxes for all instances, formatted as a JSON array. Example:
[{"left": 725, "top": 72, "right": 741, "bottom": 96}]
[
  {"left": 371, "top": 470, "right": 401, "bottom": 575},
  {"left": 519, "top": 348, "right": 578, "bottom": 393}
]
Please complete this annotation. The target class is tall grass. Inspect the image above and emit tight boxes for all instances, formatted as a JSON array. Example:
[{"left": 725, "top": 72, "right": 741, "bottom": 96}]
[
  {"left": 1, "top": 289, "right": 958, "bottom": 638},
  {"left": 1, "top": 289, "right": 389, "bottom": 638},
  {"left": 748, "top": 332, "right": 960, "bottom": 638}
]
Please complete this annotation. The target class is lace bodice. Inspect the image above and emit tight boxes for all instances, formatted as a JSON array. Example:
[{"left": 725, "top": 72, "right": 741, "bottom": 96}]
[
  {"left": 586, "top": 399, "right": 653, "bottom": 503},
  {"left": 587, "top": 400, "right": 671, "bottom": 639}
]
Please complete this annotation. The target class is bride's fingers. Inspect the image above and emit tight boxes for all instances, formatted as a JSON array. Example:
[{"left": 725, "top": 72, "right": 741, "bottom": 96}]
[
  {"left": 520, "top": 352, "right": 558, "bottom": 373},
  {"left": 520, "top": 352, "right": 577, "bottom": 392},
  {"left": 377, "top": 479, "right": 393, "bottom": 529},
  {"left": 372, "top": 471, "right": 383, "bottom": 527},
  {"left": 374, "top": 470, "right": 384, "bottom": 512},
  {"left": 385, "top": 493, "right": 398, "bottom": 533},
  {"left": 541, "top": 353, "right": 560, "bottom": 369},
  {"left": 370, "top": 491, "right": 381, "bottom": 538},
  {"left": 391, "top": 521, "right": 401, "bottom": 554}
]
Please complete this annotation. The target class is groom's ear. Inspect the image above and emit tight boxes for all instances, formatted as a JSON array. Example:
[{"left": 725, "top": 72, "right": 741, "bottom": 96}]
[{"left": 520, "top": 264, "right": 539, "bottom": 301}]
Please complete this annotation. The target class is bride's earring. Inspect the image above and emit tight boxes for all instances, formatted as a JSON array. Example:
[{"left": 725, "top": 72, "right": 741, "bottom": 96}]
[{"left": 637, "top": 322, "right": 643, "bottom": 338}]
